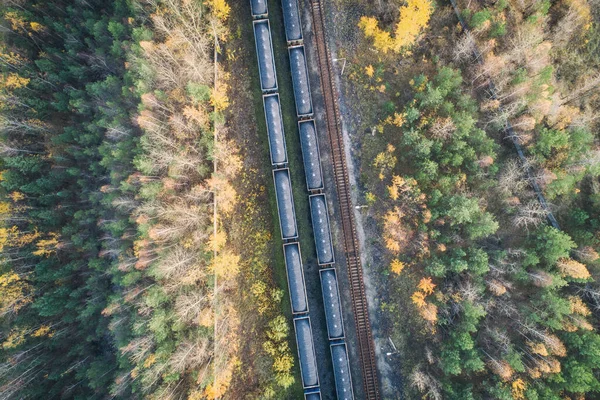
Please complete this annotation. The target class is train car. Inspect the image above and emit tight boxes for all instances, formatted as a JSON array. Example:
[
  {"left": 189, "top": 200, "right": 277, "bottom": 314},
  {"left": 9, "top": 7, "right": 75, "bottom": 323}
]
[
  {"left": 283, "top": 243, "right": 309, "bottom": 314},
  {"left": 288, "top": 45, "right": 313, "bottom": 117},
  {"left": 253, "top": 20, "right": 278, "bottom": 92},
  {"left": 304, "top": 391, "right": 322, "bottom": 400},
  {"left": 331, "top": 343, "right": 354, "bottom": 400},
  {"left": 319, "top": 268, "right": 345, "bottom": 340},
  {"left": 309, "top": 194, "right": 334, "bottom": 265},
  {"left": 281, "top": 0, "right": 303, "bottom": 43},
  {"left": 273, "top": 168, "right": 298, "bottom": 240},
  {"left": 298, "top": 120, "right": 324, "bottom": 191},
  {"left": 250, "top": 0, "right": 268, "bottom": 18},
  {"left": 263, "top": 94, "right": 288, "bottom": 165},
  {"left": 294, "top": 317, "right": 320, "bottom": 389}
]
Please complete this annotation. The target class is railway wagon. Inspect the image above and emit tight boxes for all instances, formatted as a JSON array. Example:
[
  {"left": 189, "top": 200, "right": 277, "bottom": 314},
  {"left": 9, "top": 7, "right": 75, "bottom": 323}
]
[
  {"left": 294, "top": 317, "right": 320, "bottom": 389},
  {"left": 281, "top": 0, "right": 303, "bottom": 43},
  {"left": 304, "top": 391, "right": 322, "bottom": 400},
  {"left": 250, "top": 0, "right": 268, "bottom": 18},
  {"left": 273, "top": 168, "right": 299, "bottom": 240},
  {"left": 319, "top": 268, "right": 345, "bottom": 340},
  {"left": 309, "top": 194, "right": 335, "bottom": 265},
  {"left": 331, "top": 343, "right": 354, "bottom": 400},
  {"left": 298, "top": 120, "right": 324, "bottom": 191},
  {"left": 283, "top": 243, "right": 309, "bottom": 314},
  {"left": 289, "top": 45, "right": 313, "bottom": 117},
  {"left": 263, "top": 94, "right": 288, "bottom": 165},
  {"left": 253, "top": 20, "right": 278, "bottom": 92}
]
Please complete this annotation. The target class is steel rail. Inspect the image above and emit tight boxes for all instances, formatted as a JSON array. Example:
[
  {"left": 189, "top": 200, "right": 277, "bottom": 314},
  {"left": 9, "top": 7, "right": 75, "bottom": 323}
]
[{"left": 309, "top": 1, "right": 381, "bottom": 398}]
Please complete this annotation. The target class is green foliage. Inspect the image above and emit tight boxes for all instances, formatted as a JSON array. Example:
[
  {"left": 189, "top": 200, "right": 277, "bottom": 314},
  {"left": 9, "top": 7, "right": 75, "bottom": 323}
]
[
  {"left": 187, "top": 82, "right": 211, "bottom": 104},
  {"left": 533, "top": 127, "right": 569, "bottom": 159},
  {"left": 0, "top": 1, "right": 141, "bottom": 397},
  {"left": 533, "top": 226, "right": 576, "bottom": 266},
  {"left": 470, "top": 10, "right": 492, "bottom": 29},
  {"left": 489, "top": 21, "right": 507, "bottom": 37}
]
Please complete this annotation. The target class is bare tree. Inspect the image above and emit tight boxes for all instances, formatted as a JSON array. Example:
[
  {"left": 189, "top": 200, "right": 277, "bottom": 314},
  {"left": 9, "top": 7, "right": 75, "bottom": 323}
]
[
  {"left": 410, "top": 367, "right": 442, "bottom": 400},
  {"left": 453, "top": 31, "right": 477, "bottom": 62},
  {"left": 513, "top": 201, "right": 549, "bottom": 229}
]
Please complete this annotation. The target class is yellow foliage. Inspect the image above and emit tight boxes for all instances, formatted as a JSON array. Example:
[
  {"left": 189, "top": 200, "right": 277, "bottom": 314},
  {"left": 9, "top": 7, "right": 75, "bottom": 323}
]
[
  {"left": 565, "top": 0, "right": 592, "bottom": 30},
  {"left": 511, "top": 378, "right": 526, "bottom": 400},
  {"left": 392, "top": 112, "right": 406, "bottom": 127},
  {"left": 32, "top": 325, "right": 52, "bottom": 338},
  {"left": 206, "top": 175, "right": 238, "bottom": 215},
  {"left": 366, "top": 192, "right": 376, "bottom": 204},
  {"left": 373, "top": 145, "right": 397, "bottom": 180},
  {"left": 365, "top": 64, "right": 375, "bottom": 77},
  {"left": 29, "top": 22, "right": 44, "bottom": 32},
  {"left": 4, "top": 73, "right": 30, "bottom": 89},
  {"left": 0, "top": 49, "right": 27, "bottom": 67},
  {"left": 392, "top": 175, "right": 405, "bottom": 187},
  {"left": 4, "top": 12, "right": 27, "bottom": 32},
  {"left": 205, "top": 0, "right": 231, "bottom": 22},
  {"left": 0, "top": 202, "right": 10, "bottom": 215},
  {"left": 390, "top": 259, "right": 405, "bottom": 275},
  {"left": 359, "top": 0, "right": 434, "bottom": 53},
  {"left": 187, "top": 390, "right": 203, "bottom": 400},
  {"left": 198, "top": 307, "right": 214, "bottom": 327},
  {"left": 211, "top": 250, "right": 240, "bottom": 280},
  {"left": 33, "top": 233, "right": 60, "bottom": 257},
  {"left": 143, "top": 354, "right": 156, "bottom": 368},
  {"left": 9, "top": 192, "right": 25, "bottom": 202},
  {"left": 388, "top": 183, "right": 399, "bottom": 201},
  {"left": 273, "top": 353, "right": 294, "bottom": 373},
  {"left": 14, "top": 229, "right": 40, "bottom": 247},
  {"left": 207, "top": 229, "right": 227, "bottom": 252},
  {"left": 203, "top": 357, "right": 235, "bottom": 399},
  {"left": 417, "top": 277, "right": 436, "bottom": 295},
  {"left": 0, "top": 227, "right": 11, "bottom": 252},
  {"left": 210, "top": 82, "right": 230, "bottom": 112},
  {"left": 0, "top": 272, "right": 32, "bottom": 315},
  {"left": 385, "top": 237, "right": 401, "bottom": 253},
  {"left": 2, "top": 329, "right": 26, "bottom": 349},
  {"left": 411, "top": 291, "right": 427, "bottom": 308}
]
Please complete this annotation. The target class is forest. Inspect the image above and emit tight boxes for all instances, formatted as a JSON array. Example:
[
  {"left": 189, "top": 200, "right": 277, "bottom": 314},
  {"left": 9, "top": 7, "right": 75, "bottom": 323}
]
[
  {"left": 1, "top": 0, "right": 600, "bottom": 399},
  {"left": 0, "top": 0, "right": 296, "bottom": 398},
  {"left": 348, "top": 0, "right": 600, "bottom": 398}
]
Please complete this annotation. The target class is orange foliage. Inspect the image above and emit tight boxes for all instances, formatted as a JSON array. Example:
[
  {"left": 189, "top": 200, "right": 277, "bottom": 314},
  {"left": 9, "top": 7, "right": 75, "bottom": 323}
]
[
  {"left": 417, "top": 277, "right": 436, "bottom": 295},
  {"left": 569, "top": 296, "right": 591, "bottom": 316},
  {"left": 527, "top": 341, "right": 548, "bottom": 356},
  {"left": 411, "top": 291, "right": 427, "bottom": 308},
  {"left": 418, "top": 302, "right": 438, "bottom": 322},
  {"left": 489, "top": 360, "right": 514, "bottom": 381},
  {"left": 557, "top": 258, "right": 591, "bottom": 280}
]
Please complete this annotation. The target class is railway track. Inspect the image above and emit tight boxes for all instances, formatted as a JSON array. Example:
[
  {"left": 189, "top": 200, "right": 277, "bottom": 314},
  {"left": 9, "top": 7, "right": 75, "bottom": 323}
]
[{"left": 309, "top": 1, "right": 381, "bottom": 399}]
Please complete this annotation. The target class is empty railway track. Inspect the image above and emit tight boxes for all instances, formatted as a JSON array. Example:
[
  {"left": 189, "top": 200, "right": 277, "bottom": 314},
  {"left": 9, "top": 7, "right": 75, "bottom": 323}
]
[{"left": 309, "top": 1, "right": 381, "bottom": 399}]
